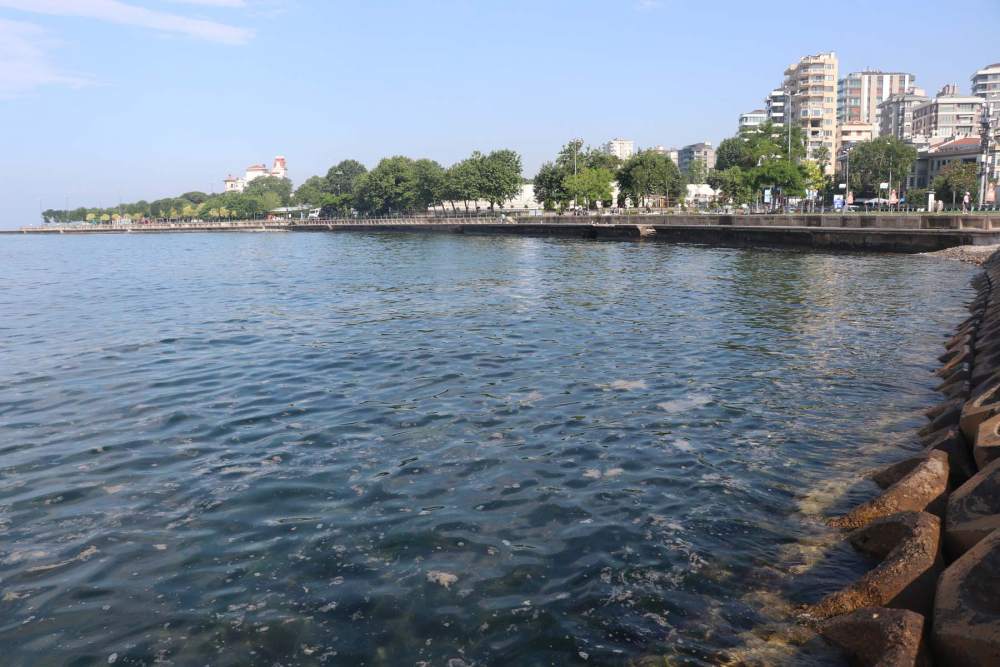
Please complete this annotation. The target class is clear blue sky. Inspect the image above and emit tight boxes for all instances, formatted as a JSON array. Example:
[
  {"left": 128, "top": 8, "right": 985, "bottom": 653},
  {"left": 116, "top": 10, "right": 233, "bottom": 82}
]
[{"left": 1, "top": 0, "right": 997, "bottom": 227}]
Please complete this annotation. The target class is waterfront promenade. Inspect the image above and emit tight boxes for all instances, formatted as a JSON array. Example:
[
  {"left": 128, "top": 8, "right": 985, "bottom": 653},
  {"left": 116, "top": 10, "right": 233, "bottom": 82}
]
[{"left": 12, "top": 213, "right": 1000, "bottom": 253}]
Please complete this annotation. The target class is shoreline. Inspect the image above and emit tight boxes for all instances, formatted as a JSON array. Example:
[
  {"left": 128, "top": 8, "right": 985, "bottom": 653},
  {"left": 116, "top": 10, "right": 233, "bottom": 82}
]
[
  {"left": 785, "top": 247, "right": 1000, "bottom": 664},
  {"left": 7, "top": 214, "right": 1000, "bottom": 254}
]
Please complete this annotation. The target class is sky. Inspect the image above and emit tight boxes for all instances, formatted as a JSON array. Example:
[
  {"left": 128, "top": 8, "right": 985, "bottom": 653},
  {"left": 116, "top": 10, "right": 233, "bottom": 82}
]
[{"left": 1, "top": 0, "right": 998, "bottom": 227}]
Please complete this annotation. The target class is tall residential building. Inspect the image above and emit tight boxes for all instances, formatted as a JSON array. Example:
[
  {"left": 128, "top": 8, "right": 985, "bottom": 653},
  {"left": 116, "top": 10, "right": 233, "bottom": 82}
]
[
  {"left": 971, "top": 63, "right": 1000, "bottom": 135},
  {"left": 971, "top": 63, "right": 1000, "bottom": 104},
  {"left": 877, "top": 91, "right": 929, "bottom": 140},
  {"left": 678, "top": 142, "right": 715, "bottom": 174},
  {"left": 224, "top": 156, "right": 288, "bottom": 193},
  {"left": 837, "top": 70, "right": 917, "bottom": 127},
  {"left": 602, "top": 138, "right": 635, "bottom": 161},
  {"left": 783, "top": 51, "right": 839, "bottom": 173},
  {"left": 765, "top": 90, "right": 788, "bottom": 126},
  {"left": 911, "top": 88, "right": 985, "bottom": 140},
  {"left": 739, "top": 109, "right": 767, "bottom": 131}
]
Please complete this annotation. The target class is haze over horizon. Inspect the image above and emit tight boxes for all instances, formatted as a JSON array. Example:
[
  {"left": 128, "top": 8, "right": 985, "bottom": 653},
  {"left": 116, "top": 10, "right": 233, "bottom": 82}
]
[{"left": 1, "top": 0, "right": 997, "bottom": 228}]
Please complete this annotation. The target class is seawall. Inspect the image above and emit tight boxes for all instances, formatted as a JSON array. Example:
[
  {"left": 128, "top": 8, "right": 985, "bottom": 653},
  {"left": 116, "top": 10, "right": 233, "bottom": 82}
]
[
  {"left": 10, "top": 214, "right": 1000, "bottom": 253},
  {"left": 799, "top": 249, "right": 1000, "bottom": 664}
]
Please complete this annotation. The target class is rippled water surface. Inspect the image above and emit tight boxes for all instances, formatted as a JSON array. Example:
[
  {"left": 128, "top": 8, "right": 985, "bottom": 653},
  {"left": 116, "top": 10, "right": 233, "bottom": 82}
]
[{"left": 0, "top": 233, "right": 975, "bottom": 666}]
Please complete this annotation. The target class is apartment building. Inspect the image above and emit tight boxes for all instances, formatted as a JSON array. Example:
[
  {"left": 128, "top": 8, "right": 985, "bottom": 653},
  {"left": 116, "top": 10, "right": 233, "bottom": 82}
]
[
  {"left": 678, "top": 142, "right": 716, "bottom": 174},
  {"left": 739, "top": 109, "right": 767, "bottom": 131},
  {"left": 838, "top": 121, "right": 875, "bottom": 146},
  {"left": 877, "top": 91, "right": 929, "bottom": 140},
  {"left": 783, "top": 51, "right": 838, "bottom": 173},
  {"left": 972, "top": 63, "right": 1000, "bottom": 104},
  {"left": 765, "top": 90, "right": 788, "bottom": 126},
  {"left": 837, "top": 70, "right": 917, "bottom": 126},
  {"left": 602, "top": 138, "right": 635, "bottom": 161},
  {"left": 911, "top": 87, "right": 985, "bottom": 140},
  {"left": 650, "top": 146, "right": 680, "bottom": 163}
]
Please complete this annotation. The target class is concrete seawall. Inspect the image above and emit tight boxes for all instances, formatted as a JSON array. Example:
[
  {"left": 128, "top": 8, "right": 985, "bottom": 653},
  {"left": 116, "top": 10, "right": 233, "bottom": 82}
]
[
  {"left": 10, "top": 214, "right": 1000, "bottom": 254},
  {"left": 803, "top": 250, "right": 1000, "bottom": 664}
]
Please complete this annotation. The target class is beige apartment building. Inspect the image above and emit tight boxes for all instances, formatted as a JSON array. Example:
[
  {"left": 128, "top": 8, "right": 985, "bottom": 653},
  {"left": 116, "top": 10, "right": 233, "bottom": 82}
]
[
  {"left": 783, "top": 51, "right": 839, "bottom": 173},
  {"left": 911, "top": 85, "right": 985, "bottom": 140},
  {"left": 877, "top": 91, "right": 929, "bottom": 140},
  {"left": 838, "top": 121, "right": 874, "bottom": 146},
  {"left": 837, "top": 70, "right": 916, "bottom": 127}
]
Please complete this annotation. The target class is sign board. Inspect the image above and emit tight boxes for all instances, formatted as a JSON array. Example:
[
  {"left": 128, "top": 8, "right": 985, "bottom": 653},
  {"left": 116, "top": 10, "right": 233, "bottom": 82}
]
[
  {"left": 889, "top": 190, "right": 898, "bottom": 205},
  {"left": 833, "top": 195, "right": 845, "bottom": 211},
  {"left": 989, "top": 183, "right": 997, "bottom": 203},
  {"left": 846, "top": 191, "right": 854, "bottom": 205},
  {"left": 764, "top": 188, "right": 772, "bottom": 204},
  {"left": 879, "top": 182, "right": 889, "bottom": 190}
]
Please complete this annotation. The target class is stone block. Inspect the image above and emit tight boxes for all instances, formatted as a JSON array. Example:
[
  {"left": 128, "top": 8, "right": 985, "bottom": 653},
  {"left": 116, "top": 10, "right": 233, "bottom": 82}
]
[
  {"left": 975, "top": 414, "right": 1000, "bottom": 471},
  {"left": 831, "top": 451, "right": 949, "bottom": 529},
  {"left": 938, "top": 354, "right": 974, "bottom": 379},
  {"left": 946, "top": 459, "right": 1000, "bottom": 559},
  {"left": 808, "top": 512, "right": 942, "bottom": 620},
  {"left": 819, "top": 608, "right": 932, "bottom": 667},
  {"left": 918, "top": 398, "right": 965, "bottom": 437},
  {"left": 940, "top": 344, "right": 973, "bottom": 365},
  {"left": 935, "top": 364, "right": 971, "bottom": 392},
  {"left": 878, "top": 430, "right": 974, "bottom": 490},
  {"left": 960, "top": 380, "right": 1000, "bottom": 442},
  {"left": 933, "top": 527, "right": 1000, "bottom": 665}
]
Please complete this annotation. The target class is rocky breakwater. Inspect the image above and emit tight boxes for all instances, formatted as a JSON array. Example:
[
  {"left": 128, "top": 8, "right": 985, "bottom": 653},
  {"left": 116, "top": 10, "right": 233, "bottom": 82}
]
[{"left": 797, "top": 251, "right": 1000, "bottom": 666}]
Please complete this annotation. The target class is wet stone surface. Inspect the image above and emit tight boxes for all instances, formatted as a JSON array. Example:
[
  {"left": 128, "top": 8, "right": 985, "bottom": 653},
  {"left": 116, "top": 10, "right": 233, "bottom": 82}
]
[{"left": 0, "top": 234, "right": 977, "bottom": 666}]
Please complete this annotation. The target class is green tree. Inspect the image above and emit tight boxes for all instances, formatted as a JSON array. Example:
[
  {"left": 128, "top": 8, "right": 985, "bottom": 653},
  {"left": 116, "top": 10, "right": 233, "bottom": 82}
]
[
  {"left": 936, "top": 161, "right": 981, "bottom": 206},
  {"left": 181, "top": 191, "right": 208, "bottom": 204},
  {"left": 294, "top": 180, "right": 327, "bottom": 207},
  {"left": 748, "top": 159, "right": 806, "bottom": 201},
  {"left": 686, "top": 158, "right": 707, "bottom": 185},
  {"left": 407, "top": 158, "right": 447, "bottom": 211},
  {"left": 259, "top": 191, "right": 281, "bottom": 214},
  {"left": 243, "top": 176, "right": 293, "bottom": 206},
  {"left": 715, "top": 136, "right": 749, "bottom": 172},
  {"left": 616, "top": 150, "right": 684, "bottom": 208},
  {"left": 532, "top": 161, "right": 568, "bottom": 210},
  {"left": 842, "top": 137, "right": 918, "bottom": 198},
  {"left": 707, "top": 167, "right": 753, "bottom": 205},
  {"left": 812, "top": 146, "right": 831, "bottom": 174},
  {"left": 476, "top": 149, "right": 523, "bottom": 210},
  {"left": 563, "top": 167, "right": 614, "bottom": 209},
  {"left": 327, "top": 159, "right": 368, "bottom": 195},
  {"left": 445, "top": 158, "right": 483, "bottom": 212},
  {"left": 353, "top": 156, "right": 415, "bottom": 214}
]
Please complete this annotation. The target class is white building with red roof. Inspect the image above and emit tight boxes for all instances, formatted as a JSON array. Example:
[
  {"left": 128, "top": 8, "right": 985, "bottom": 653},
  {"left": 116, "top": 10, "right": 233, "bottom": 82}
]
[{"left": 224, "top": 157, "right": 289, "bottom": 193}]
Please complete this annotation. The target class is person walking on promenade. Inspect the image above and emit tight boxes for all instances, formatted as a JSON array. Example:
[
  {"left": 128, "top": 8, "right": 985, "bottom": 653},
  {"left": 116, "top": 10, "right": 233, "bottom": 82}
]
[{"left": 963, "top": 191, "right": 971, "bottom": 213}]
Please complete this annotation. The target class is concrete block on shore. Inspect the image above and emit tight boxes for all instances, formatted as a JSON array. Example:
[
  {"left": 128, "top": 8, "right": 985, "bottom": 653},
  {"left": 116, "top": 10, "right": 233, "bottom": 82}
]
[
  {"left": 878, "top": 429, "right": 974, "bottom": 489},
  {"left": 945, "top": 459, "right": 1000, "bottom": 559},
  {"left": 960, "top": 381, "right": 1000, "bottom": 442},
  {"left": 831, "top": 451, "right": 949, "bottom": 529},
  {"left": 944, "top": 332, "right": 974, "bottom": 354},
  {"left": 819, "top": 608, "right": 932, "bottom": 667},
  {"left": 933, "top": 528, "right": 1000, "bottom": 665},
  {"left": 918, "top": 398, "right": 965, "bottom": 437},
  {"left": 940, "top": 344, "right": 973, "bottom": 365},
  {"left": 809, "top": 512, "right": 942, "bottom": 620},
  {"left": 975, "top": 414, "right": 1000, "bottom": 470},
  {"left": 937, "top": 353, "right": 975, "bottom": 378},
  {"left": 935, "top": 364, "right": 971, "bottom": 392}
]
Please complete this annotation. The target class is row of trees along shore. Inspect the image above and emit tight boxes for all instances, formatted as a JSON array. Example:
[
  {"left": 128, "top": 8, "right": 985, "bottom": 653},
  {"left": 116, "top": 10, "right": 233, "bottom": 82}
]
[
  {"left": 42, "top": 135, "right": 988, "bottom": 224},
  {"left": 533, "top": 139, "right": 689, "bottom": 210},
  {"left": 41, "top": 150, "right": 525, "bottom": 224}
]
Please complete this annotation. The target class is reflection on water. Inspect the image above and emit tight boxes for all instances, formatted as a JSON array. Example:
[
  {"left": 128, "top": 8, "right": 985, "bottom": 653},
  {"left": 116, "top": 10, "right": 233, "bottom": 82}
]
[{"left": 0, "top": 233, "right": 974, "bottom": 666}]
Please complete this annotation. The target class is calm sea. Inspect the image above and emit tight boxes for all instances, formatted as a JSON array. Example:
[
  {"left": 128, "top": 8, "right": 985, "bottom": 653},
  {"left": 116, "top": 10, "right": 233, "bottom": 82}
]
[{"left": 0, "top": 233, "right": 974, "bottom": 666}]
